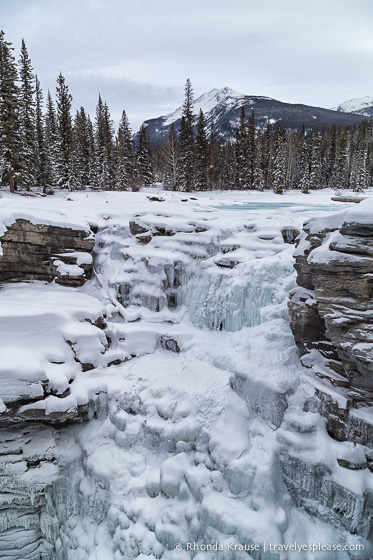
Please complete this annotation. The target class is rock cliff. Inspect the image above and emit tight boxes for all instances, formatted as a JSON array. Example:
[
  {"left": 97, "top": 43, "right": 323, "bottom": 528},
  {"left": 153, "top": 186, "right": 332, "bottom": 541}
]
[
  {"left": 0, "top": 219, "right": 94, "bottom": 286},
  {"left": 287, "top": 198, "right": 373, "bottom": 540}
]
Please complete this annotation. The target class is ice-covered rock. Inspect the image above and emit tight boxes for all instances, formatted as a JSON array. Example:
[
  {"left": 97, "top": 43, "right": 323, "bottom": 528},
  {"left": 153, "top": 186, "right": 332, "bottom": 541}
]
[{"left": 0, "top": 189, "right": 372, "bottom": 559}]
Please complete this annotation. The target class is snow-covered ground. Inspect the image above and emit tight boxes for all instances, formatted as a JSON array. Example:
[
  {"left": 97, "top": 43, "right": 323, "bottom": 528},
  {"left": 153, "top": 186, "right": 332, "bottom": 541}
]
[{"left": 0, "top": 188, "right": 372, "bottom": 559}]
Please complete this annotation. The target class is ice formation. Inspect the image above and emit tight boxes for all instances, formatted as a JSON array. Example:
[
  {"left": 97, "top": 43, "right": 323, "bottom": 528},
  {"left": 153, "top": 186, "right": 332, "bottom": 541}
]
[{"left": 0, "top": 189, "right": 372, "bottom": 559}]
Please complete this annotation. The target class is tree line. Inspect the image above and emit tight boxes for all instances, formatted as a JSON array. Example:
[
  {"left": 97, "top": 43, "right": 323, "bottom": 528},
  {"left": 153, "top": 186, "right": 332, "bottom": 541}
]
[
  {"left": 1, "top": 30, "right": 372, "bottom": 194},
  {"left": 156, "top": 80, "right": 373, "bottom": 193},
  {"left": 0, "top": 30, "right": 153, "bottom": 192}
]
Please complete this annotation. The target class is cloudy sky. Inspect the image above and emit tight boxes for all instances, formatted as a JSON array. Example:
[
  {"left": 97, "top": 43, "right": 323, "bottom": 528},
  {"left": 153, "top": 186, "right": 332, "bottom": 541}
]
[{"left": 2, "top": 0, "right": 372, "bottom": 131}]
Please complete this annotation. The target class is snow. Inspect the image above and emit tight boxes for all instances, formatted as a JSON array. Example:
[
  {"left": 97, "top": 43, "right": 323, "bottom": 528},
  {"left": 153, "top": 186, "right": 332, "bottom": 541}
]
[
  {"left": 0, "top": 187, "right": 372, "bottom": 559},
  {"left": 162, "top": 87, "right": 247, "bottom": 126},
  {"left": 333, "top": 96, "right": 373, "bottom": 115}
]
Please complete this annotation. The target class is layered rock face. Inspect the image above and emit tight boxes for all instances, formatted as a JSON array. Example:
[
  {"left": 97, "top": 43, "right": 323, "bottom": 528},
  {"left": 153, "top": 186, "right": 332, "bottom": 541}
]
[
  {"left": 0, "top": 219, "right": 94, "bottom": 286},
  {"left": 288, "top": 201, "right": 373, "bottom": 409},
  {"left": 0, "top": 218, "right": 108, "bottom": 559},
  {"left": 287, "top": 199, "right": 373, "bottom": 539}
]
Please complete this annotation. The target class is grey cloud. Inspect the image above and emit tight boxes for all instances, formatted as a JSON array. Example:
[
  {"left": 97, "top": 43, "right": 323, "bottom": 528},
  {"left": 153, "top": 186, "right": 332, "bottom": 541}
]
[{"left": 1, "top": 0, "right": 372, "bottom": 130}]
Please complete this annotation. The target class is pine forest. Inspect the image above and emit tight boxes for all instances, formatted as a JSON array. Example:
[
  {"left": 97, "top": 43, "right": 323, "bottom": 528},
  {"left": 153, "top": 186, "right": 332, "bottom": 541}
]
[{"left": 1, "top": 31, "right": 372, "bottom": 195}]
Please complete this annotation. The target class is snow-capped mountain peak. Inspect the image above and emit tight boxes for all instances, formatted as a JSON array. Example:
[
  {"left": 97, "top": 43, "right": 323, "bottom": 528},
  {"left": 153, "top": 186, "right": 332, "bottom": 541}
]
[
  {"left": 332, "top": 96, "right": 373, "bottom": 117},
  {"left": 163, "top": 87, "right": 247, "bottom": 126},
  {"left": 143, "top": 87, "right": 366, "bottom": 147}
]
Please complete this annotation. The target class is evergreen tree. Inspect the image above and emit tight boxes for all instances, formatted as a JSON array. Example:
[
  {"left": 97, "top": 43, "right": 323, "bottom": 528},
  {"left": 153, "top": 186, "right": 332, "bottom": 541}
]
[
  {"left": 86, "top": 115, "right": 96, "bottom": 186},
  {"left": 194, "top": 109, "right": 208, "bottom": 190},
  {"left": 263, "top": 118, "right": 272, "bottom": 188},
  {"left": 271, "top": 123, "right": 286, "bottom": 194},
  {"left": 247, "top": 109, "right": 256, "bottom": 188},
  {"left": 35, "top": 76, "right": 52, "bottom": 192},
  {"left": 325, "top": 124, "right": 337, "bottom": 188},
  {"left": 137, "top": 124, "right": 153, "bottom": 185},
  {"left": 18, "top": 39, "right": 37, "bottom": 187},
  {"left": 115, "top": 127, "right": 129, "bottom": 190},
  {"left": 177, "top": 78, "right": 195, "bottom": 191},
  {"left": 72, "top": 107, "right": 91, "bottom": 187},
  {"left": 336, "top": 130, "right": 349, "bottom": 189},
  {"left": 253, "top": 136, "right": 265, "bottom": 191},
  {"left": 95, "top": 95, "right": 115, "bottom": 188},
  {"left": 0, "top": 30, "right": 21, "bottom": 191},
  {"left": 162, "top": 123, "right": 179, "bottom": 190},
  {"left": 118, "top": 110, "right": 136, "bottom": 187},
  {"left": 298, "top": 132, "right": 310, "bottom": 193},
  {"left": 55, "top": 72, "right": 73, "bottom": 187},
  {"left": 350, "top": 125, "right": 369, "bottom": 192},
  {"left": 309, "top": 130, "right": 322, "bottom": 189},
  {"left": 235, "top": 107, "right": 250, "bottom": 189},
  {"left": 44, "top": 90, "right": 59, "bottom": 186},
  {"left": 220, "top": 140, "right": 236, "bottom": 190}
]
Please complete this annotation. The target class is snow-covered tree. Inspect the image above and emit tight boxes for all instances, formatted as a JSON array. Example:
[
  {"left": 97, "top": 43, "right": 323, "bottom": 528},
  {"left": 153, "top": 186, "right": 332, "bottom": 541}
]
[
  {"left": 18, "top": 39, "right": 37, "bottom": 187},
  {"left": 336, "top": 130, "right": 349, "bottom": 189},
  {"left": 117, "top": 110, "right": 136, "bottom": 188},
  {"left": 309, "top": 130, "right": 322, "bottom": 189},
  {"left": 0, "top": 30, "right": 21, "bottom": 191},
  {"left": 194, "top": 109, "right": 208, "bottom": 190},
  {"left": 35, "top": 76, "right": 52, "bottom": 191},
  {"left": 55, "top": 72, "right": 73, "bottom": 188},
  {"left": 271, "top": 123, "right": 286, "bottom": 194},
  {"left": 177, "top": 78, "right": 195, "bottom": 191},
  {"left": 162, "top": 123, "right": 178, "bottom": 190},
  {"left": 247, "top": 109, "right": 256, "bottom": 188},
  {"left": 137, "top": 124, "right": 153, "bottom": 186},
  {"left": 235, "top": 107, "right": 250, "bottom": 189},
  {"left": 95, "top": 95, "right": 115, "bottom": 189},
  {"left": 44, "top": 90, "right": 60, "bottom": 186}
]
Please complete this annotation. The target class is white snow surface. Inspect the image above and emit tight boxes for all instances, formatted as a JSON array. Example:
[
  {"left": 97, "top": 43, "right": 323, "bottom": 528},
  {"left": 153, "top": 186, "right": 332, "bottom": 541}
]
[
  {"left": 332, "top": 96, "right": 373, "bottom": 115},
  {"left": 0, "top": 187, "right": 372, "bottom": 559}
]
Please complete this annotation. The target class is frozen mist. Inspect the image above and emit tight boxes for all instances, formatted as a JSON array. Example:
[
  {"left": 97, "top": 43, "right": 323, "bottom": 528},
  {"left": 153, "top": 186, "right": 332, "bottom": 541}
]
[{"left": 0, "top": 188, "right": 372, "bottom": 560}]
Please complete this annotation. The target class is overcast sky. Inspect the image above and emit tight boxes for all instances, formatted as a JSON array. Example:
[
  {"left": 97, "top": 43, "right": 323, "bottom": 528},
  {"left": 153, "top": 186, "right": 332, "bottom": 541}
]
[{"left": 2, "top": 0, "right": 373, "bottom": 131}]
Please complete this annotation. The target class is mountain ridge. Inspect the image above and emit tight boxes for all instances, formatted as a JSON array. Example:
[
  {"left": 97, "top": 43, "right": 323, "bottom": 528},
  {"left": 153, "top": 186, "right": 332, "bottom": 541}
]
[
  {"left": 332, "top": 96, "right": 373, "bottom": 117},
  {"left": 142, "top": 87, "right": 368, "bottom": 148}
]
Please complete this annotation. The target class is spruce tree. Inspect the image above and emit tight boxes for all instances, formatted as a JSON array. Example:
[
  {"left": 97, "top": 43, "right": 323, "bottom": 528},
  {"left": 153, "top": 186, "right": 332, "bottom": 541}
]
[
  {"left": 271, "top": 123, "right": 286, "bottom": 194},
  {"left": 115, "top": 127, "right": 129, "bottom": 190},
  {"left": 177, "top": 78, "right": 195, "bottom": 191},
  {"left": 350, "top": 125, "right": 369, "bottom": 192},
  {"left": 0, "top": 30, "right": 21, "bottom": 191},
  {"left": 73, "top": 107, "right": 91, "bottom": 187},
  {"left": 263, "top": 118, "right": 272, "bottom": 188},
  {"left": 86, "top": 115, "right": 96, "bottom": 186},
  {"left": 45, "top": 90, "right": 59, "bottom": 186},
  {"left": 18, "top": 39, "right": 37, "bottom": 187},
  {"left": 35, "top": 76, "right": 52, "bottom": 192},
  {"left": 137, "top": 124, "right": 153, "bottom": 185},
  {"left": 162, "top": 123, "right": 178, "bottom": 190},
  {"left": 118, "top": 110, "right": 136, "bottom": 187},
  {"left": 55, "top": 72, "right": 73, "bottom": 188},
  {"left": 309, "top": 131, "right": 322, "bottom": 190},
  {"left": 253, "top": 135, "right": 265, "bottom": 191},
  {"left": 208, "top": 122, "right": 215, "bottom": 190},
  {"left": 326, "top": 124, "right": 337, "bottom": 188},
  {"left": 247, "top": 109, "right": 256, "bottom": 188},
  {"left": 336, "top": 130, "right": 349, "bottom": 189},
  {"left": 194, "top": 109, "right": 208, "bottom": 190},
  {"left": 298, "top": 132, "right": 311, "bottom": 193},
  {"left": 235, "top": 107, "right": 250, "bottom": 189},
  {"left": 95, "top": 96, "right": 115, "bottom": 188}
]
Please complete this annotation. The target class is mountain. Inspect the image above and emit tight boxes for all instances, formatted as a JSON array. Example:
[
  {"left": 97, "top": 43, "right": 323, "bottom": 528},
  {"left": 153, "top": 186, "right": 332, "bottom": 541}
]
[
  {"left": 142, "top": 87, "right": 367, "bottom": 148},
  {"left": 332, "top": 96, "right": 373, "bottom": 117}
]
